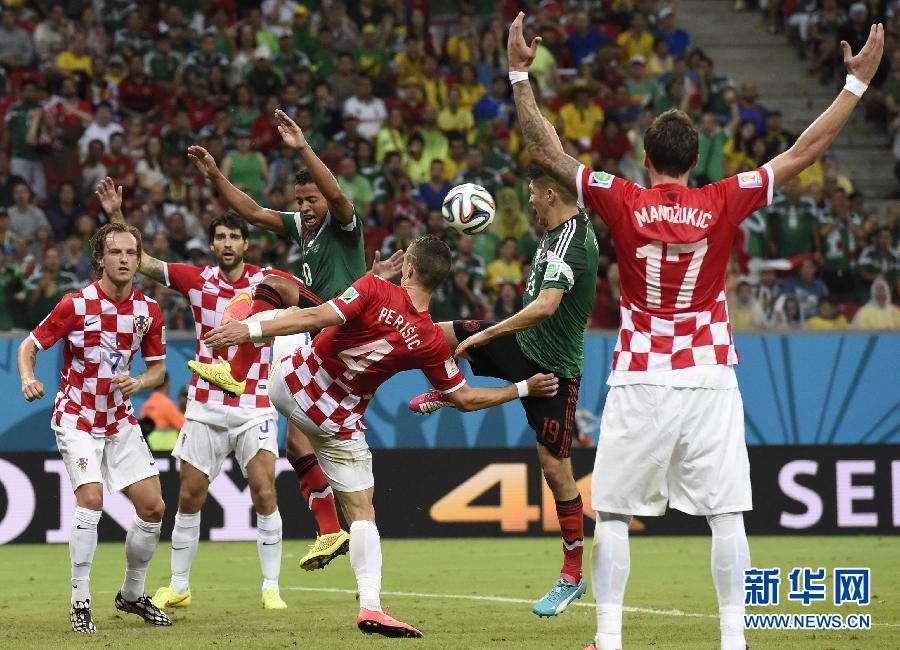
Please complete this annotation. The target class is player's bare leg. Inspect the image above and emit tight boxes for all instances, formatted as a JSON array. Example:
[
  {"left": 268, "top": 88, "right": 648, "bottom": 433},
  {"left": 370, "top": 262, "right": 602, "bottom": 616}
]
[
  {"left": 70, "top": 482, "right": 103, "bottom": 632},
  {"left": 246, "top": 449, "right": 287, "bottom": 609},
  {"left": 152, "top": 460, "right": 208, "bottom": 609},
  {"left": 289, "top": 425, "right": 349, "bottom": 570},
  {"left": 333, "top": 487, "right": 423, "bottom": 639},
  {"left": 116, "top": 475, "right": 171, "bottom": 625},
  {"left": 533, "top": 444, "right": 587, "bottom": 617}
]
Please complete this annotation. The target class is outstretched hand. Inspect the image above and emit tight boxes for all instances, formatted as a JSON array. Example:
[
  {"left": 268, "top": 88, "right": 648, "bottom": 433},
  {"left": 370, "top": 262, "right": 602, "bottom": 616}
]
[
  {"left": 204, "top": 320, "right": 251, "bottom": 348},
  {"left": 371, "top": 249, "right": 404, "bottom": 280},
  {"left": 507, "top": 11, "right": 541, "bottom": 71},
  {"left": 187, "top": 145, "right": 220, "bottom": 178},
  {"left": 274, "top": 109, "right": 308, "bottom": 150},
  {"left": 94, "top": 176, "right": 123, "bottom": 216},
  {"left": 841, "top": 23, "right": 885, "bottom": 85}
]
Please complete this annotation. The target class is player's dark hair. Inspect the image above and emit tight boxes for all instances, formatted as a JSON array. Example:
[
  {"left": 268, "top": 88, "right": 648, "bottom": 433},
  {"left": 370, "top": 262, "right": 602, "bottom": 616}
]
[
  {"left": 209, "top": 211, "right": 249, "bottom": 241},
  {"left": 644, "top": 109, "right": 699, "bottom": 177},
  {"left": 294, "top": 169, "right": 314, "bottom": 186},
  {"left": 91, "top": 222, "right": 143, "bottom": 277},
  {"left": 527, "top": 165, "right": 576, "bottom": 205},
  {"left": 408, "top": 234, "right": 451, "bottom": 293}
]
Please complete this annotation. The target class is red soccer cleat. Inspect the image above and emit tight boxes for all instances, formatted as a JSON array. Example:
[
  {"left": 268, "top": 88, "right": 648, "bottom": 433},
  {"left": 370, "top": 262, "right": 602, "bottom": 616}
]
[
  {"left": 357, "top": 609, "right": 423, "bottom": 638},
  {"left": 408, "top": 390, "right": 454, "bottom": 415},
  {"left": 221, "top": 293, "right": 252, "bottom": 323}
]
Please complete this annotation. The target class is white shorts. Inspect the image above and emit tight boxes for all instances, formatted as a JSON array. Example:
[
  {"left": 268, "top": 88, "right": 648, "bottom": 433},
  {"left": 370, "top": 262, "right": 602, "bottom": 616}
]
[
  {"left": 269, "top": 354, "right": 373, "bottom": 493},
  {"left": 592, "top": 385, "right": 752, "bottom": 517},
  {"left": 54, "top": 424, "right": 159, "bottom": 493},
  {"left": 173, "top": 415, "right": 278, "bottom": 481}
]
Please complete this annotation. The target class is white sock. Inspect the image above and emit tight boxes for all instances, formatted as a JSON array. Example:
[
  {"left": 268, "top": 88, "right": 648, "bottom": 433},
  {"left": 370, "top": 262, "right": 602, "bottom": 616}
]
[
  {"left": 121, "top": 517, "right": 161, "bottom": 602},
  {"left": 708, "top": 513, "right": 751, "bottom": 650},
  {"left": 170, "top": 511, "right": 200, "bottom": 594},
  {"left": 70, "top": 507, "right": 101, "bottom": 604},
  {"left": 349, "top": 520, "right": 382, "bottom": 612},
  {"left": 256, "top": 509, "right": 283, "bottom": 592},
  {"left": 593, "top": 512, "right": 632, "bottom": 650}
]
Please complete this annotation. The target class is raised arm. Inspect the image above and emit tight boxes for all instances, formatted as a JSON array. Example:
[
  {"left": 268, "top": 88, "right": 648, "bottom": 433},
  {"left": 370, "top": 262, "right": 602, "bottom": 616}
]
[
  {"left": 443, "top": 372, "right": 559, "bottom": 412},
  {"left": 187, "top": 145, "right": 287, "bottom": 235},
  {"left": 768, "top": 24, "right": 884, "bottom": 189},
  {"left": 273, "top": 109, "right": 354, "bottom": 223},
  {"left": 95, "top": 177, "right": 166, "bottom": 283},
  {"left": 508, "top": 12, "right": 581, "bottom": 196},
  {"left": 18, "top": 337, "right": 45, "bottom": 401}
]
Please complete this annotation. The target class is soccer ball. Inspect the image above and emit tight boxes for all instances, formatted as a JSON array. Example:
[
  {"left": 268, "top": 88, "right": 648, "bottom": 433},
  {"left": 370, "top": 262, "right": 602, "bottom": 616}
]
[{"left": 441, "top": 183, "right": 495, "bottom": 235}]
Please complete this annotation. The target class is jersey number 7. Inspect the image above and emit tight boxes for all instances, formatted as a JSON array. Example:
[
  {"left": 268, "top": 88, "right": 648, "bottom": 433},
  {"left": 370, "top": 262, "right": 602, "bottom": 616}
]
[
  {"left": 338, "top": 339, "right": 394, "bottom": 380},
  {"left": 635, "top": 238, "right": 708, "bottom": 309}
]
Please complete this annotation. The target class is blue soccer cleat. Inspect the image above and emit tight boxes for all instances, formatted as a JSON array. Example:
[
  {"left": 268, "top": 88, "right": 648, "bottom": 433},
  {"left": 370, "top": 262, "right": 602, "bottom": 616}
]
[{"left": 532, "top": 577, "right": 587, "bottom": 617}]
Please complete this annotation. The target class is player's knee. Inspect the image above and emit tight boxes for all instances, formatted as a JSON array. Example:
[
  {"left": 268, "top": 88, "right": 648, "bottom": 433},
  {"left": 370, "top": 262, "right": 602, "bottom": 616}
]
[
  {"left": 179, "top": 483, "right": 207, "bottom": 513},
  {"left": 540, "top": 459, "right": 574, "bottom": 493},
  {"left": 251, "top": 482, "right": 276, "bottom": 511},
  {"left": 76, "top": 486, "right": 103, "bottom": 511},
  {"left": 139, "top": 498, "right": 165, "bottom": 523}
]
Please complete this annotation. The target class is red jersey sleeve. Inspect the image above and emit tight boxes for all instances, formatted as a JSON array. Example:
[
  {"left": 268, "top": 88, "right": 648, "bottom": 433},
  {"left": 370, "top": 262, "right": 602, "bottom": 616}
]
[
  {"left": 576, "top": 164, "right": 635, "bottom": 226},
  {"left": 716, "top": 163, "right": 775, "bottom": 225},
  {"left": 327, "top": 274, "right": 379, "bottom": 323},
  {"left": 164, "top": 262, "right": 204, "bottom": 296},
  {"left": 421, "top": 340, "right": 467, "bottom": 394},
  {"left": 141, "top": 301, "right": 166, "bottom": 361},
  {"left": 30, "top": 293, "right": 76, "bottom": 350}
]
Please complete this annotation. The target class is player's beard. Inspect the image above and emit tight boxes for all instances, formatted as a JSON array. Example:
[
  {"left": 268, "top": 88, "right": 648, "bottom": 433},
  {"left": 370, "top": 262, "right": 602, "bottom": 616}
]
[{"left": 217, "top": 251, "right": 243, "bottom": 272}]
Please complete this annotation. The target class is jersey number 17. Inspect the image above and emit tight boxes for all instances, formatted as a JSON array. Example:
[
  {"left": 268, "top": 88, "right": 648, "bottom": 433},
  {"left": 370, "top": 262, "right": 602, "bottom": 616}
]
[{"left": 635, "top": 238, "right": 708, "bottom": 309}]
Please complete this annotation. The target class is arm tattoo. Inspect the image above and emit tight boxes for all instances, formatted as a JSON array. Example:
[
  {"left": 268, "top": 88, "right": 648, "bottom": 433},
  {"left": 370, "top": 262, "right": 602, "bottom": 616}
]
[
  {"left": 512, "top": 82, "right": 581, "bottom": 196},
  {"left": 140, "top": 255, "right": 166, "bottom": 283}
]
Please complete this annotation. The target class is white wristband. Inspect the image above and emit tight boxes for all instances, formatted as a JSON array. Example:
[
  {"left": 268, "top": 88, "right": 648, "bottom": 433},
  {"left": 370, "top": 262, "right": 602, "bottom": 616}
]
[
  {"left": 509, "top": 70, "right": 529, "bottom": 85},
  {"left": 247, "top": 321, "right": 264, "bottom": 343},
  {"left": 843, "top": 74, "right": 867, "bottom": 98},
  {"left": 515, "top": 380, "right": 529, "bottom": 398}
]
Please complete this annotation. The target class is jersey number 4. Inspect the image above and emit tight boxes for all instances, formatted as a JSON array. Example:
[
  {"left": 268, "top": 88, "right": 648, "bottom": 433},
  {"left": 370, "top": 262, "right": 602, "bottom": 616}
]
[
  {"left": 635, "top": 238, "right": 707, "bottom": 309},
  {"left": 338, "top": 339, "right": 394, "bottom": 380}
]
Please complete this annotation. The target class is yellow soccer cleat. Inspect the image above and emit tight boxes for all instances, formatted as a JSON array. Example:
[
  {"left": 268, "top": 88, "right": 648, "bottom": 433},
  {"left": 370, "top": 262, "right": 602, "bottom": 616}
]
[
  {"left": 299, "top": 530, "right": 351, "bottom": 571},
  {"left": 261, "top": 587, "right": 287, "bottom": 609},
  {"left": 188, "top": 357, "right": 246, "bottom": 397},
  {"left": 151, "top": 585, "right": 192, "bottom": 609}
]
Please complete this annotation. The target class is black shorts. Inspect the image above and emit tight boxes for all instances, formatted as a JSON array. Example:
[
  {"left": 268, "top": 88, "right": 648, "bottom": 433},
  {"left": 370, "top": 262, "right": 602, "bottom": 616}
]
[{"left": 453, "top": 320, "right": 581, "bottom": 458}]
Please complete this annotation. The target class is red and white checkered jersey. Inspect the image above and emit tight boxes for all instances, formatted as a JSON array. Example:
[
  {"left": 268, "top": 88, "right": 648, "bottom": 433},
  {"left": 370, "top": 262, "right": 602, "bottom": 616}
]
[
  {"left": 279, "top": 274, "right": 466, "bottom": 437},
  {"left": 165, "top": 262, "right": 277, "bottom": 411},
  {"left": 577, "top": 163, "right": 774, "bottom": 372},
  {"left": 30, "top": 282, "right": 166, "bottom": 437}
]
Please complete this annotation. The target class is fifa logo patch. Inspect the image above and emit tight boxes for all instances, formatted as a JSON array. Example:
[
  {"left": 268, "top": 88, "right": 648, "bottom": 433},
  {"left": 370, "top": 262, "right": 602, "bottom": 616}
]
[
  {"left": 339, "top": 287, "right": 359, "bottom": 304},
  {"left": 445, "top": 357, "right": 460, "bottom": 378},
  {"left": 738, "top": 171, "right": 763, "bottom": 189},
  {"left": 76, "top": 457, "right": 89, "bottom": 472},
  {"left": 544, "top": 261, "right": 562, "bottom": 281},
  {"left": 589, "top": 171, "right": 614, "bottom": 189},
  {"left": 134, "top": 315, "right": 152, "bottom": 336}
]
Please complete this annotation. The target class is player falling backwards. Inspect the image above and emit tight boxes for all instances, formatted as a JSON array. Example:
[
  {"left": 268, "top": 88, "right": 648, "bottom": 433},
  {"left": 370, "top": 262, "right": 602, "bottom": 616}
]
[
  {"left": 96, "top": 178, "right": 324, "bottom": 609},
  {"left": 18, "top": 222, "right": 171, "bottom": 632},
  {"left": 186, "top": 109, "right": 402, "bottom": 570},
  {"left": 408, "top": 165, "right": 599, "bottom": 617},
  {"left": 197, "top": 235, "right": 559, "bottom": 637},
  {"left": 507, "top": 12, "right": 884, "bottom": 650}
]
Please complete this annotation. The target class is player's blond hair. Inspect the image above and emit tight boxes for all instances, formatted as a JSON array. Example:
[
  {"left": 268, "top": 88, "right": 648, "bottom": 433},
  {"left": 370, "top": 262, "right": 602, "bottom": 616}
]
[{"left": 91, "top": 222, "right": 143, "bottom": 277}]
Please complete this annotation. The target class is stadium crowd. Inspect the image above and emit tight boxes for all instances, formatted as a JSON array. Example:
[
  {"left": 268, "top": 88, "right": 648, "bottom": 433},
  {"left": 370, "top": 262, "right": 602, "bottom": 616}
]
[{"left": 0, "top": 0, "right": 897, "bottom": 334}]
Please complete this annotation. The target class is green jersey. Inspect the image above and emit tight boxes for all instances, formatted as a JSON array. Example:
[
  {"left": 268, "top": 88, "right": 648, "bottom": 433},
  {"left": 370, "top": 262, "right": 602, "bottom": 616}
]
[
  {"left": 768, "top": 196, "right": 817, "bottom": 258},
  {"left": 280, "top": 210, "right": 366, "bottom": 301},
  {"left": 516, "top": 212, "right": 599, "bottom": 378}
]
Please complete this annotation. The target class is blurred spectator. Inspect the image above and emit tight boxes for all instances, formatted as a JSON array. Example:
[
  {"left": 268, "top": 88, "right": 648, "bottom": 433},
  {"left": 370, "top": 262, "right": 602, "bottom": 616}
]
[
  {"left": 657, "top": 8, "right": 691, "bottom": 58},
  {"left": 446, "top": 262, "right": 484, "bottom": 320},
  {"left": 768, "top": 177, "right": 820, "bottom": 258},
  {"left": 4, "top": 80, "right": 46, "bottom": 199},
  {"left": 806, "top": 295, "right": 848, "bottom": 330},
  {"left": 817, "top": 188, "right": 864, "bottom": 298},
  {"left": 485, "top": 237, "right": 523, "bottom": 294},
  {"left": 455, "top": 63, "right": 487, "bottom": 112},
  {"left": 343, "top": 76, "right": 388, "bottom": 141},
  {"left": 437, "top": 87, "right": 475, "bottom": 138},
  {"left": 606, "top": 86, "right": 641, "bottom": 131},
  {"left": 456, "top": 148, "right": 501, "bottom": 196},
  {"left": 452, "top": 234, "right": 486, "bottom": 291},
  {"left": 337, "top": 156, "right": 374, "bottom": 219},
  {"left": 102, "top": 132, "right": 136, "bottom": 190},
  {"left": 222, "top": 135, "right": 269, "bottom": 202},
  {"left": 494, "top": 281, "right": 523, "bottom": 320},
  {"left": 59, "top": 234, "right": 92, "bottom": 282},
  {"left": 624, "top": 56, "right": 659, "bottom": 107},
  {"left": 45, "top": 182, "right": 81, "bottom": 241},
  {"left": 33, "top": 3, "right": 70, "bottom": 65},
  {"left": 78, "top": 102, "right": 124, "bottom": 156},
  {"left": 80, "top": 140, "right": 108, "bottom": 197},
  {"left": 781, "top": 258, "right": 829, "bottom": 319},
  {"left": 56, "top": 31, "right": 92, "bottom": 78},
  {"left": 763, "top": 111, "right": 795, "bottom": 159},
  {"left": 851, "top": 278, "right": 899, "bottom": 330},
  {"left": 617, "top": 12, "right": 654, "bottom": 61},
  {"left": 472, "top": 75, "right": 514, "bottom": 125},
  {"left": 7, "top": 181, "right": 50, "bottom": 242},
  {"left": 0, "top": 7, "right": 35, "bottom": 68},
  {"left": 140, "top": 372, "right": 185, "bottom": 432},
  {"left": 137, "top": 136, "right": 166, "bottom": 192},
  {"left": 590, "top": 261, "right": 622, "bottom": 329},
  {"left": 729, "top": 280, "right": 767, "bottom": 330},
  {"left": 856, "top": 227, "right": 898, "bottom": 297},
  {"left": 442, "top": 131, "right": 470, "bottom": 182},
  {"left": 692, "top": 113, "right": 728, "bottom": 185},
  {"left": 380, "top": 216, "right": 415, "bottom": 259},
  {"left": 380, "top": 177, "right": 424, "bottom": 226},
  {"left": 0, "top": 151, "right": 26, "bottom": 206},
  {"left": 145, "top": 34, "right": 180, "bottom": 88},
  {"left": 418, "top": 160, "right": 452, "bottom": 212},
  {"left": 753, "top": 268, "right": 782, "bottom": 320},
  {"left": 493, "top": 188, "right": 530, "bottom": 241},
  {"left": 736, "top": 81, "right": 767, "bottom": 134},
  {"left": 25, "top": 246, "right": 79, "bottom": 327},
  {"left": 591, "top": 118, "right": 632, "bottom": 166},
  {"left": 417, "top": 104, "right": 449, "bottom": 163},
  {"left": 115, "top": 10, "right": 152, "bottom": 59},
  {"left": 376, "top": 107, "right": 407, "bottom": 163},
  {"left": 405, "top": 132, "right": 431, "bottom": 183},
  {"left": 559, "top": 81, "right": 604, "bottom": 150},
  {"left": 568, "top": 10, "right": 607, "bottom": 67},
  {"left": 246, "top": 46, "right": 285, "bottom": 98},
  {"left": 768, "top": 294, "right": 805, "bottom": 330},
  {"left": 0, "top": 245, "right": 25, "bottom": 330}
]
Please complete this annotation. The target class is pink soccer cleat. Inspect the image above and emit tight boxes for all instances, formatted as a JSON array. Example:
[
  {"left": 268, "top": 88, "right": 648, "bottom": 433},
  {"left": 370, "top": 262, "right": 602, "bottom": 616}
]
[
  {"left": 408, "top": 390, "right": 454, "bottom": 415},
  {"left": 357, "top": 608, "right": 423, "bottom": 638},
  {"left": 221, "top": 293, "right": 252, "bottom": 323}
]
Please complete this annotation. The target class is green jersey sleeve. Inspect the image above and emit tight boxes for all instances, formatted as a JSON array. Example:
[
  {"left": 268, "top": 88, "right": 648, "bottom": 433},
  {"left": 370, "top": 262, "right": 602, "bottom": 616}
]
[
  {"left": 540, "top": 238, "right": 587, "bottom": 293},
  {"left": 279, "top": 211, "right": 303, "bottom": 244},
  {"left": 327, "top": 210, "right": 364, "bottom": 242}
]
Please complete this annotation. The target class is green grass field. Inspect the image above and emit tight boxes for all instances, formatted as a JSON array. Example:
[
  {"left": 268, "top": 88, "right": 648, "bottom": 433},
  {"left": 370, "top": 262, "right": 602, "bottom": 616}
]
[{"left": 0, "top": 536, "right": 897, "bottom": 649}]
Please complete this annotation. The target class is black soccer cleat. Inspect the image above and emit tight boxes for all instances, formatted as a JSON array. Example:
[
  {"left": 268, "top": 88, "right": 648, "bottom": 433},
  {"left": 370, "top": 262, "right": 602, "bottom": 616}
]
[
  {"left": 115, "top": 591, "right": 173, "bottom": 626},
  {"left": 71, "top": 599, "right": 97, "bottom": 633}
]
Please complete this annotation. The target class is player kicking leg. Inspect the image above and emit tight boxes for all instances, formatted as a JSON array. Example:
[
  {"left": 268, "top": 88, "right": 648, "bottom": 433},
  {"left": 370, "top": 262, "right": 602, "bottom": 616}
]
[{"left": 151, "top": 413, "right": 287, "bottom": 610}]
